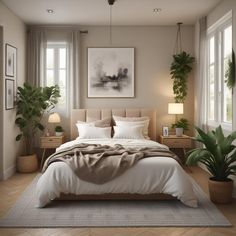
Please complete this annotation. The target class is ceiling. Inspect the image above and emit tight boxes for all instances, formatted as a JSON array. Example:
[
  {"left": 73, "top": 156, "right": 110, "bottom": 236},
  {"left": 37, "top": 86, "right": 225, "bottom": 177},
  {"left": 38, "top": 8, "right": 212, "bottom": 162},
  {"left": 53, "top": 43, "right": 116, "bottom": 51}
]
[{"left": 2, "top": 0, "right": 222, "bottom": 26}]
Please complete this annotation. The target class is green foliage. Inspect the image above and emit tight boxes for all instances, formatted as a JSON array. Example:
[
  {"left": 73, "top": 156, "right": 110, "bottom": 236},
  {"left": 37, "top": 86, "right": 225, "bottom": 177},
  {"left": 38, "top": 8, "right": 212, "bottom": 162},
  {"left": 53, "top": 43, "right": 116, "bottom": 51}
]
[
  {"left": 170, "top": 51, "right": 195, "bottom": 103},
  {"left": 55, "top": 126, "right": 63, "bottom": 132},
  {"left": 186, "top": 125, "right": 236, "bottom": 181},
  {"left": 225, "top": 49, "right": 235, "bottom": 89},
  {"left": 15, "top": 83, "right": 60, "bottom": 155},
  {"left": 171, "top": 118, "right": 189, "bottom": 131}
]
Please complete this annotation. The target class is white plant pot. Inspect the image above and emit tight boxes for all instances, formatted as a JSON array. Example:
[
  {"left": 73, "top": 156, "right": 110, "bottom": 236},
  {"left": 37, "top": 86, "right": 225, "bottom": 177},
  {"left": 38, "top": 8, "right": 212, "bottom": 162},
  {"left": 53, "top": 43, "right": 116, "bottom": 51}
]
[
  {"left": 176, "top": 127, "right": 183, "bottom": 137},
  {"left": 55, "top": 132, "right": 63, "bottom": 136}
]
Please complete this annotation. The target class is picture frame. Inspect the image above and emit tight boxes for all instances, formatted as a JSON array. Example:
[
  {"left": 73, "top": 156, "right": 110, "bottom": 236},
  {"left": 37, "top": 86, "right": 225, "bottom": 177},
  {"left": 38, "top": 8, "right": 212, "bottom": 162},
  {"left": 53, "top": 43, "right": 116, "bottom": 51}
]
[
  {"left": 162, "top": 126, "right": 169, "bottom": 137},
  {"left": 87, "top": 47, "right": 135, "bottom": 98},
  {"left": 5, "top": 79, "right": 14, "bottom": 110},
  {"left": 5, "top": 44, "right": 17, "bottom": 77}
]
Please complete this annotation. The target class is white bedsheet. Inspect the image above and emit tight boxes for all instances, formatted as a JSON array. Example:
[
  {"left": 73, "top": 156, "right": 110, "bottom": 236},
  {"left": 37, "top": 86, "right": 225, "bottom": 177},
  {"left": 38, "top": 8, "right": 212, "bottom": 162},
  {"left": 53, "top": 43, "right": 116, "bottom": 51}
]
[{"left": 36, "top": 139, "right": 198, "bottom": 208}]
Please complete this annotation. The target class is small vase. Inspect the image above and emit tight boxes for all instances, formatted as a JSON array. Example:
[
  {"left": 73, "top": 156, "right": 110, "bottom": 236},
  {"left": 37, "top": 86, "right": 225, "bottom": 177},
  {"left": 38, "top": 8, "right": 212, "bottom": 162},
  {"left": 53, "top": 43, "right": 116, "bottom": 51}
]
[{"left": 176, "top": 128, "right": 183, "bottom": 137}]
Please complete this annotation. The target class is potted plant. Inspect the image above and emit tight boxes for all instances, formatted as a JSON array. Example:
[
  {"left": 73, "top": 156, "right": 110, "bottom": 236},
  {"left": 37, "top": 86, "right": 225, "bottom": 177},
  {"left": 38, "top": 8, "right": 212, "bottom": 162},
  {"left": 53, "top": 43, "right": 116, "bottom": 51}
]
[
  {"left": 55, "top": 126, "right": 64, "bottom": 136},
  {"left": 15, "top": 83, "right": 60, "bottom": 173},
  {"left": 170, "top": 51, "right": 195, "bottom": 103},
  {"left": 186, "top": 125, "right": 236, "bottom": 204},
  {"left": 172, "top": 118, "right": 189, "bottom": 136}
]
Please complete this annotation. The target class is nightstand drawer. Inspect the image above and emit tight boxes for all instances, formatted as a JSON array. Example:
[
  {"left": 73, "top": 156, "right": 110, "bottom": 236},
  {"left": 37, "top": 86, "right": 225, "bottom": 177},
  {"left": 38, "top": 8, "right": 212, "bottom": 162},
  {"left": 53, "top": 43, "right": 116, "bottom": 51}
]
[
  {"left": 162, "top": 138, "right": 191, "bottom": 148},
  {"left": 40, "top": 136, "right": 64, "bottom": 148}
]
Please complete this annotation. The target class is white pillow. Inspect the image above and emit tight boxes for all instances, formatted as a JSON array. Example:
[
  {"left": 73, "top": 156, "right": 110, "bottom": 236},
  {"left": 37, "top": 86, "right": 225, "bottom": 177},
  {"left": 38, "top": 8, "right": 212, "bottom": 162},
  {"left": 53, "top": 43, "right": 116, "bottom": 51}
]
[
  {"left": 76, "top": 125, "right": 111, "bottom": 139},
  {"left": 113, "top": 126, "right": 145, "bottom": 139},
  {"left": 115, "top": 120, "right": 149, "bottom": 139}
]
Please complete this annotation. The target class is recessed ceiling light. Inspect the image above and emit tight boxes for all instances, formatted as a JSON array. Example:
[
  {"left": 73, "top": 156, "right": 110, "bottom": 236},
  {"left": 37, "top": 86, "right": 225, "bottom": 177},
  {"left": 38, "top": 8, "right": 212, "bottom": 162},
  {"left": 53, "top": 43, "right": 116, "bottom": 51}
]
[
  {"left": 47, "top": 9, "right": 54, "bottom": 14},
  {"left": 153, "top": 8, "right": 162, "bottom": 13}
]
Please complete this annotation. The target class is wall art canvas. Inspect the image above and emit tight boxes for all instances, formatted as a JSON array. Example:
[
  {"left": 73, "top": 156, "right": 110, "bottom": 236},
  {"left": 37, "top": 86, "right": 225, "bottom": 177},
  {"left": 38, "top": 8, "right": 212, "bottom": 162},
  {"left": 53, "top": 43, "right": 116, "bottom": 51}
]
[
  {"left": 5, "top": 79, "right": 14, "bottom": 110},
  {"left": 5, "top": 44, "right": 17, "bottom": 77},
  {"left": 88, "top": 48, "right": 135, "bottom": 97}
]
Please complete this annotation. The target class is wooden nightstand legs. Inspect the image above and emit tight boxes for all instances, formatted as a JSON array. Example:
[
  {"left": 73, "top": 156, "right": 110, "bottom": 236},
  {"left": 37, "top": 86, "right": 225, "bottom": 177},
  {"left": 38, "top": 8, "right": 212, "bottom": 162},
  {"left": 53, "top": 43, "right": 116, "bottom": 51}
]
[{"left": 40, "top": 149, "right": 46, "bottom": 171}]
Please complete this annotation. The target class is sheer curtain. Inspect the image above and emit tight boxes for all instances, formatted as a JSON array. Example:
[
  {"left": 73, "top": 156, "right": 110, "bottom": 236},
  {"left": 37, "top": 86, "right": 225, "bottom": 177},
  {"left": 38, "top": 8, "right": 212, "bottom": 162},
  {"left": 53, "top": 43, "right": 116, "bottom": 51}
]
[
  {"left": 26, "top": 27, "right": 81, "bottom": 139},
  {"left": 194, "top": 17, "right": 207, "bottom": 131},
  {"left": 27, "top": 29, "right": 46, "bottom": 86}
]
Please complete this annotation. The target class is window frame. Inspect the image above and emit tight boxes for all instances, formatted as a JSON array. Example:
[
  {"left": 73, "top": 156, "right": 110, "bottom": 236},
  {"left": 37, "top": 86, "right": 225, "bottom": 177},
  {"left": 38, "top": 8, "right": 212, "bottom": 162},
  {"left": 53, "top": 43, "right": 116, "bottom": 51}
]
[
  {"left": 45, "top": 42, "right": 69, "bottom": 114},
  {"left": 206, "top": 11, "right": 232, "bottom": 131}
]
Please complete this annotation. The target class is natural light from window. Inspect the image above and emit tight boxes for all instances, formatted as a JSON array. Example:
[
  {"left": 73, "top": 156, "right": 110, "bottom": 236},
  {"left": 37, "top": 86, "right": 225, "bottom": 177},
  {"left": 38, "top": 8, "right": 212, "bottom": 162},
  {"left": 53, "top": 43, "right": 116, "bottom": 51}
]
[{"left": 46, "top": 42, "right": 68, "bottom": 112}]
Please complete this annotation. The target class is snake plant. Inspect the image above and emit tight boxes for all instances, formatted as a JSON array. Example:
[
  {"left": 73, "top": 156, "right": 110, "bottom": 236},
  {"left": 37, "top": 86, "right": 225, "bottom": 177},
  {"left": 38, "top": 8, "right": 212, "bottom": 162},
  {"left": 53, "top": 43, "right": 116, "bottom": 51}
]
[{"left": 186, "top": 125, "right": 236, "bottom": 181}]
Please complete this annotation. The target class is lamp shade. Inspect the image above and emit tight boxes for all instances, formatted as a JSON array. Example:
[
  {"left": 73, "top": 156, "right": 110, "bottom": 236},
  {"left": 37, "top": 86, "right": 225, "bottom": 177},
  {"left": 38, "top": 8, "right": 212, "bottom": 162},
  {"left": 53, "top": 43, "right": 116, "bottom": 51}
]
[
  {"left": 48, "top": 113, "right": 61, "bottom": 123},
  {"left": 168, "top": 103, "right": 184, "bottom": 115}
]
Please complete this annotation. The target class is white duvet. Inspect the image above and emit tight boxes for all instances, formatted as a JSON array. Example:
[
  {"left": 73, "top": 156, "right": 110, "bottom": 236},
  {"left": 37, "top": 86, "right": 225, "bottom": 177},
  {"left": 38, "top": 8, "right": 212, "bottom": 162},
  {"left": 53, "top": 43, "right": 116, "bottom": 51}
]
[{"left": 36, "top": 138, "right": 198, "bottom": 208}]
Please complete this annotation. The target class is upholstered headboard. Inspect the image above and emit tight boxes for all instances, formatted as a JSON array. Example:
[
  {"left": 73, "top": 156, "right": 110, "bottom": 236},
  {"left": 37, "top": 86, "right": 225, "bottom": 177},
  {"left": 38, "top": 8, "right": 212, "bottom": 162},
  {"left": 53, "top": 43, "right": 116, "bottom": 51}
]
[{"left": 71, "top": 109, "right": 157, "bottom": 141}]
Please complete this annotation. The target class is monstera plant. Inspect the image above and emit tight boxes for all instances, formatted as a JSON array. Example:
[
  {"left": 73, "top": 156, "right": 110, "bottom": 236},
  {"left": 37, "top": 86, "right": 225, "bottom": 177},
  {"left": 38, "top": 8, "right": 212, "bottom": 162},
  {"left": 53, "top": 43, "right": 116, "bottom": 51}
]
[
  {"left": 170, "top": 51, "right": 195, "bottom": 103},
  {"left": 186, "top": 125, "right": 236, "bottom": 203}
]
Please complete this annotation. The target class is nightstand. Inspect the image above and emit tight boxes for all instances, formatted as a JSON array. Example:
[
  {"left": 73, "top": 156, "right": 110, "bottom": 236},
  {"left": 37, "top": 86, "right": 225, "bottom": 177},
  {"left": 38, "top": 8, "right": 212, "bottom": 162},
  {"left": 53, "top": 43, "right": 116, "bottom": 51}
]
[
  {"left": 40, "top": 136, "right": 65, "bottom": 170},
  {"left": 160, "top": 135, "right": 192, "bottom": 163}
]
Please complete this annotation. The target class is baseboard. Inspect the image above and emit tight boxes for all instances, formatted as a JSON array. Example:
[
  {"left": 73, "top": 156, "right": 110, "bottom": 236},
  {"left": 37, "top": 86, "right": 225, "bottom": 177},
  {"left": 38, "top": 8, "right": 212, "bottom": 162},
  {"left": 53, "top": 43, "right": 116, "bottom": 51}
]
[
  {"left": 198, "top": 163, "right": 236, "bottom": 199},
  {"left": 3, "top": 165, "right": 16, "bottom": 180}
]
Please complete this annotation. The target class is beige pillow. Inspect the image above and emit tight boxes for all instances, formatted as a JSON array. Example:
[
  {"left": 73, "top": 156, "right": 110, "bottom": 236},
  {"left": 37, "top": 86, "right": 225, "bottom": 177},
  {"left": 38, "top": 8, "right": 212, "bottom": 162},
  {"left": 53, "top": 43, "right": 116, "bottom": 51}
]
[
  {"left": 86, "top": 117, "right": 111, "bottom": 127},
  {"left": 77, "top": 117, "right": 111, "bottom": 128}
]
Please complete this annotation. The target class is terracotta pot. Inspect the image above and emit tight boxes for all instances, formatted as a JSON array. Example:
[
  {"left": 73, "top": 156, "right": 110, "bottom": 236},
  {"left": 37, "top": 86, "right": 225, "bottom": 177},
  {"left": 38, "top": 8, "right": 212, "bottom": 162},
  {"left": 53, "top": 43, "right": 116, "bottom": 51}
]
[
  {"left": 208, "top": 178, "right": 233, "bottom": 204},
  {"left": 17, "top": 154, "right": 38, "bottom": 173}
]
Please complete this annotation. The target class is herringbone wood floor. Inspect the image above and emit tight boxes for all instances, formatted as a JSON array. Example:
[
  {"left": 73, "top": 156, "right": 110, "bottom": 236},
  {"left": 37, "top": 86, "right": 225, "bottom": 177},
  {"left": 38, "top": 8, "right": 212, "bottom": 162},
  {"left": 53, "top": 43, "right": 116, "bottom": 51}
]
[{"left": 0, "top": 166, "right": 236, "bottom": 236}]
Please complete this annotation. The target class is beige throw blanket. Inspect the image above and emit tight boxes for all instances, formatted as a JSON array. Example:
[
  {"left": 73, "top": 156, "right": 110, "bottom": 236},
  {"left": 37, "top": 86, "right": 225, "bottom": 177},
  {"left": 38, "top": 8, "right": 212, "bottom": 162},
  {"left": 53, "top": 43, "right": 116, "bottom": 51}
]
[{"left": 42, "top": 143, "right": 180, "bottom": 184}]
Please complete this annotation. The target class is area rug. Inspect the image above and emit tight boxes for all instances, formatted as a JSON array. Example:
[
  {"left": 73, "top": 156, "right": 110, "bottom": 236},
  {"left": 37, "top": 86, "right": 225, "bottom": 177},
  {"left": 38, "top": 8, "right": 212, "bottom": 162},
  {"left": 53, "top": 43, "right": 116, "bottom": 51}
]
[{"left": 0, "top": 175, "right": 231, "bottom": 227}]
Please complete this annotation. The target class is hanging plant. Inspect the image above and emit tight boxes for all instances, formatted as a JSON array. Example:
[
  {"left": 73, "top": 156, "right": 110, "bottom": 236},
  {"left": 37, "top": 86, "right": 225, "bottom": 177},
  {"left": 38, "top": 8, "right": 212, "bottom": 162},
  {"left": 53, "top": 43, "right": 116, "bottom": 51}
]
[
  {"left": 225, "top": 49, "right": 235, "bottom": 90},
  {"left": 170, "top": 51, "right": 194, "bottom": 103}
]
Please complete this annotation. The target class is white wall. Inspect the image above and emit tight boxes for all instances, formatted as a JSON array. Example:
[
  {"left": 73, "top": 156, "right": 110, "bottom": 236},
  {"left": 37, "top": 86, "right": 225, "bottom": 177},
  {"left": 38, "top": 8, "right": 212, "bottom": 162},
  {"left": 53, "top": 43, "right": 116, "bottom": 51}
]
[
  {"left": 80, "top": 26, "right": 195, "bottom": 138},
  {"left": 0, "top": 1, "right": 26, "bottom": 179},
  {"left": 207, "top": 0, "right": 236, "bottom": 196}
]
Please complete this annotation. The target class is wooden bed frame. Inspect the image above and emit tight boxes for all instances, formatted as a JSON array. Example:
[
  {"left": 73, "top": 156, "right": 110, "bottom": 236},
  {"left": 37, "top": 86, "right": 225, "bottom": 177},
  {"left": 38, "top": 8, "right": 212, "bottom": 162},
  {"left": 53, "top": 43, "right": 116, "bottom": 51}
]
[{"left": 57, "top": 108, "right": 175, "bottom": 201}]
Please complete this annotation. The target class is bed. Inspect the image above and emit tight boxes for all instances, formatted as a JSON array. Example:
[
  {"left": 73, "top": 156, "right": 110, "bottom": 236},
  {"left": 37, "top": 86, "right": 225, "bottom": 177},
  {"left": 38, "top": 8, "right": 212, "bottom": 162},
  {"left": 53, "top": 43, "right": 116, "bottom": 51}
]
[{"left": 36, "top": 109, "right": 197, "bottom": 208}]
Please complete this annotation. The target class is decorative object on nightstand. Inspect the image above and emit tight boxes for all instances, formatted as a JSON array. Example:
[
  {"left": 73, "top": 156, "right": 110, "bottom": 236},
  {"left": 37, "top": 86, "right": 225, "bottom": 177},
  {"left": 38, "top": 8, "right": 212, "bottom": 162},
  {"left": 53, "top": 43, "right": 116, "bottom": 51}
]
[
  {"left": 186, "top": 125, "right": 236, "bottom": 204},
  {"left": 171, "top": 118, "right": 189, "bottom": 137},
  {"left": 40, "top": 135, "right": 65, "bottom": 170},
  {"left": 160, "top": 134, "right": 192, "bottom": 162},
  {"left": 55, "top": 125, "right": 64, "bottom": 136},
  {"left": 48, "top": 112, "right": 61, "bottom": 135}
]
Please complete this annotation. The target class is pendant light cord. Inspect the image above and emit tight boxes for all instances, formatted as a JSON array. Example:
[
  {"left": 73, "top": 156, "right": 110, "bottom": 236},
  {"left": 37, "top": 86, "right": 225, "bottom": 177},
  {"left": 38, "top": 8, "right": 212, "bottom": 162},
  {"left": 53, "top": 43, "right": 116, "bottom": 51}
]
[
  {"left": 174, "top": 22, "right": 183, "bottom": 54},
  {"left": 109, "top": 4, "right": 112, "bottom": 45}
]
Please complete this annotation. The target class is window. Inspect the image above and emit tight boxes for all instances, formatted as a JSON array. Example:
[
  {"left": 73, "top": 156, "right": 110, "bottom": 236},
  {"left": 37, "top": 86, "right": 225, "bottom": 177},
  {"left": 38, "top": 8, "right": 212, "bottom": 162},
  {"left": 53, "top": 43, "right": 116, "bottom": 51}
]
[
  {"left": 206, "top": 11, "right": 232, "bottom": 130},
  {"left": 45, "top": 42, "right": 68, "bottom": 112}
]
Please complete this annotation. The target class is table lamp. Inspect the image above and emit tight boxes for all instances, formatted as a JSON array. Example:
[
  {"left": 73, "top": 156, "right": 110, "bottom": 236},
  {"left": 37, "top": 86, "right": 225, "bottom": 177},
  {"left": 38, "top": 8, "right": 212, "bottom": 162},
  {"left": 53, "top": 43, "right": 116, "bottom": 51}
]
[
  {"left": 168, "top": 103, "right": 183, "bottom": 123},
  {"left": 48, "top": 112, "right": 61, "bottom": 135}
]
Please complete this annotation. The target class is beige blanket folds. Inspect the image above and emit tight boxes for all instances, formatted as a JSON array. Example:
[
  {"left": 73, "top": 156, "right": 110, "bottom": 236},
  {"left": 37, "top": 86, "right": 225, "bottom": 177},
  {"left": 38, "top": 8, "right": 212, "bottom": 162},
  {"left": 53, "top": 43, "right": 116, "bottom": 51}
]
[{"left": 42, "top": 143, "right": 180, "bottom": 184}]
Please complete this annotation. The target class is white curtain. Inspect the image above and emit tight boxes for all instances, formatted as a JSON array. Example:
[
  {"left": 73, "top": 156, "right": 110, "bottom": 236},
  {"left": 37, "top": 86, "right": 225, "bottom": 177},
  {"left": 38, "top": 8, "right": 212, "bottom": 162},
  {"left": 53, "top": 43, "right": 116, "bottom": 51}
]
[
  {"left": 27, "top": 29, "right": 46, "bottom": 86},
  {"left": 194, "top": 17, "right": 207, "bottom": 131}
]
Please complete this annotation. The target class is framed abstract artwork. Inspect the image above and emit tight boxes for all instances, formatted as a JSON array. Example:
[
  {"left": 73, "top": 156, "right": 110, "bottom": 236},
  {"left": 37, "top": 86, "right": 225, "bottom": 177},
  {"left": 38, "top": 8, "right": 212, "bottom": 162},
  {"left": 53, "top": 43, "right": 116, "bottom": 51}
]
[
  {"left": 87, "top": 47, "right": 135, "bottom": 98},
  {"left": 5, "top": 44, "right": 17, "bottom": 77},
  {"left": 5, "top": 79, "right": 14, "bottom": 110}
]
